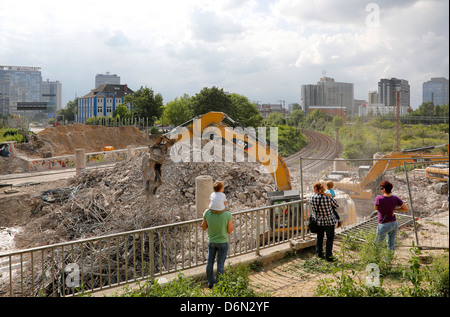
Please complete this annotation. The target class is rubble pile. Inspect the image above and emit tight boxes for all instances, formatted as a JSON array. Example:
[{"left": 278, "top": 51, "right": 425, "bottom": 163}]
[{"left": 16, "top": 147, "right": 275, "bottom": 248}]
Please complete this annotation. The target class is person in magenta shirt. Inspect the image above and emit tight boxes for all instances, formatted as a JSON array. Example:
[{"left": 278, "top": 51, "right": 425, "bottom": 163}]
[{"left": 374, "top": 181, "right": 409, "bottom": 251}]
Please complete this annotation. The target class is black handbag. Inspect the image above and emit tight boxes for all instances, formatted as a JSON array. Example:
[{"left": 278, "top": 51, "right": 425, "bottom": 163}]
[{"left": 307, "top": 215, "right": 317, "bottom": 233}]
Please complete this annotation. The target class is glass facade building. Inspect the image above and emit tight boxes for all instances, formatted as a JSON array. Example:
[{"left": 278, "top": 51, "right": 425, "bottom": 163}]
[{"left": 423, "top": 77, "right": 449, "bottom": 106}]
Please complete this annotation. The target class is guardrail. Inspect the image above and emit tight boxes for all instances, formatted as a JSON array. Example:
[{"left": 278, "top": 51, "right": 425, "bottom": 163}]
[{"left": 0, "top": 199, "right": 311, "bottom": 297}]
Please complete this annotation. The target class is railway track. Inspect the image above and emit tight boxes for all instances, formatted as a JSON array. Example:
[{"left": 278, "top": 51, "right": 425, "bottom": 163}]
[{"left": 284, "top": 130, "right": 342, "bottom": 172}]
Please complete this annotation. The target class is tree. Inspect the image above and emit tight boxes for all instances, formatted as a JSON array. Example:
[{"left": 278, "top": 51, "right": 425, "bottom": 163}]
[
  {"left": 125, "top": 86, "right": 163, "bottom": 124},
  {"left": 57, "top": 98, "right": 77, "bottom": 122},
  {"left": 189, "top": 86, "right": 234, "bottom": 117},
  {"left": 287, "top": 109, "right": 305, "bottom": 126},
  {"left": 263, "top": 112, "right": 286, "bottom": 126},
  {"left": 113, "top": 103, "right": 131, "bottom": 119},
  {"left": 229, "top": 93, "right": 263, "bottom": 127},
  {"left": 161, "top": 94, "right": 193, "bottom": 126}
]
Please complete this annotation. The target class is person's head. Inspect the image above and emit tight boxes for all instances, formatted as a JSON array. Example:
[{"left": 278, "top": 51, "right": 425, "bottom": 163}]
[
  {"left": 213, "top": 181, "right": 224, "bottom": 192},
  {"left": 379, "top": 181, "right": 393, "bottom": 194},
  {"left": 326, "top": 180, "right": 334, "bottom": 189},
  {"left": 313, "top": 182, "right": 325, "bottom": 194}
]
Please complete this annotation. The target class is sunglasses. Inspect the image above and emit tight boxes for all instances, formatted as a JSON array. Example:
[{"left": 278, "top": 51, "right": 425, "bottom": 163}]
[{"left": 380, "top": 187, "right": 384, "bottom": 190}]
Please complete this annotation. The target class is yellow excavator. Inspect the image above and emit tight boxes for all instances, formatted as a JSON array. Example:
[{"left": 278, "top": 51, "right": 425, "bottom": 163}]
[
  {"left": 330, "top": 144, "right": 449, "bottom": 200},
  {"left": 143, "top": 111, "right": 292, "bottom": 195},
  {"left": 143, "top": 111, "right": 301, "bottom": 235}
]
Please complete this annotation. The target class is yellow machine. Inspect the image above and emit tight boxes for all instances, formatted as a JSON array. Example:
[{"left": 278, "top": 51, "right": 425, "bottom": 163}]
[
  {"left": 425, "top": 163, "right": 449, "bottom": 194},
  {"left": 150, "top": 111, "right": 292, "bottom": 192},
  {"left": 332, "top": 144, "right": 449, "bottom": 200},
  {"left": 145, "top": 112, "right": 300, "bottom": 236}
]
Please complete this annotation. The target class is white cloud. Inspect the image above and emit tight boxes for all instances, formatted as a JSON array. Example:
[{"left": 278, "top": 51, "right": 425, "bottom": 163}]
[{"left": 0, "top": 0, "right": 448, "bottom": 108}]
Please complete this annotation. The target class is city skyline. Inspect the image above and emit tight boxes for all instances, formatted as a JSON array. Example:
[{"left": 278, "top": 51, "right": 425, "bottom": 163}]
[{"left": 1, "top": 0, "right": 449, "bottom": 110}]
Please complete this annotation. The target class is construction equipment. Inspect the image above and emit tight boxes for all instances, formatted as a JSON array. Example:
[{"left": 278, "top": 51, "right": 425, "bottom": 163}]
[
  {"left": 142, "top": 112, "right": 301, "bottom": 237},
  {"left": 143, "top": 111, "right": 292, "bottom": 195},
  {"left": 425, "top": 163, "right": 449, "bottom": 194},
  {"left": 330, "top": 144, "right": 449, "bottom": 200},
  {"left": 103, "top": 146, "right": 114, "bottom": 151}
]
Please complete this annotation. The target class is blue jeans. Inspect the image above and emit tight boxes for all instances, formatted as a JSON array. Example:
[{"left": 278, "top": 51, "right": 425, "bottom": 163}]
[
  {"left": 206, "top": 242, "right": 229, "bottom": 288},
  {"left": 375, "top": 221, "right": 399, "bottom": 251}
]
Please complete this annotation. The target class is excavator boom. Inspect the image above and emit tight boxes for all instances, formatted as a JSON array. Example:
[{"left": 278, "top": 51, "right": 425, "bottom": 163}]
[{"left": 142, "top": 112, "right": 292, "bottom": 195}]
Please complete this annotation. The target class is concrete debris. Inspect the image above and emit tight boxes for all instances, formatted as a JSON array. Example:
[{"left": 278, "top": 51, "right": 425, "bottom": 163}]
[{"left": 16, "top": 147, "right": 275, "bottom": 248}]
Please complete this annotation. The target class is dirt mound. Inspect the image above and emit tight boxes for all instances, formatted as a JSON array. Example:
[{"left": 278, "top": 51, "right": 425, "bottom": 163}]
[{"left": 16, "top": 124, "right": 150, "bottom": 158}]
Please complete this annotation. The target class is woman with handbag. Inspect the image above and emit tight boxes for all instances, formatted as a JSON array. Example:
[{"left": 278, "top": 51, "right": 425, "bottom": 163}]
[{"left": 309, "top": 182, "right": 339, "bottom": 262}]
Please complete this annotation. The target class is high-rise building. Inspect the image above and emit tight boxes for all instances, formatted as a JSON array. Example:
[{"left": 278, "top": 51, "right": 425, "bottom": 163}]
[
  {"left": 378, "top": 78, "right": 410, "bottom": 108},
  {"left": 95, "top": 72, "right": 120, "bottom": 88},
  {"left": 0, "top": 65, "right": 42, "bottom": 115},
  {"left": 423, "top": 77, "right": 449, "bottom": 106},
  {"left": 41, "top": 79, "right": 62, "bottom": 115},
  {"left": 301, "top": 76, "right": 354, "bottom": 115}
]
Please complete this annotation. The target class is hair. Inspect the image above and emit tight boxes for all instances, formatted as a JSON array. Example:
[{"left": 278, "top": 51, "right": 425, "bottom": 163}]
[
  {"left": 213, "top": 181, "right": 224, "bottom": 192},
  {"left": 326, "top": 180, "right": 334, "bottom": 189},
  {"left": 313, "top": 182, "right": 325, "bottom": 194},
  {"left": 380, "top": 181, "right": 393, "bottom": 194}
]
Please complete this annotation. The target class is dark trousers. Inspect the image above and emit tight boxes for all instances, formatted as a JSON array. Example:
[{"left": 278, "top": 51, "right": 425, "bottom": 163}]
[{"left": 316, "top": 225, "right": 335, "bottom": 258}]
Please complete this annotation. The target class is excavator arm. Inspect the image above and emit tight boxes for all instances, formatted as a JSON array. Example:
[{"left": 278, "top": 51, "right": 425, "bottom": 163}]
[
  {"left": 334, "top": 144, "right": 449, "bottom": 200},
  {"left": 142, "top": 112, "right": 292, "bottom": 195}
]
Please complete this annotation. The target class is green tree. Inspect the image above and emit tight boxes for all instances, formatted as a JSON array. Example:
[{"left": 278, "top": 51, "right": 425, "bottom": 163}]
[
  {"left": 161, "top": 94, "right": 193, "bottom": 126},
  {"left": 189, "top": 86, "right": 234, "bottom": 117},
  {"left": 288, "top": 109, "right": 306, "bottom": 126},
  {"left": 57, "top": 98, "right": 78, "bottom": 122},
  {"left": 229, "top": 93, "right": 263, "bottom": 127},
  {"left": 125, "top": 86, "right": 163, "bottom": 124},
  {"left": 113, "top": 103, "right": 131, "bottom": 119},
  {"left": 263, "top": 112, "right": 286, "bottom": 126}
]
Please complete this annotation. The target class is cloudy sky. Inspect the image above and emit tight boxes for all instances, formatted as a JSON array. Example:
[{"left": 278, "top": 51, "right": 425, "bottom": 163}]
[{"left": 1, "top": 0, "right": 448, "bottom": 109}]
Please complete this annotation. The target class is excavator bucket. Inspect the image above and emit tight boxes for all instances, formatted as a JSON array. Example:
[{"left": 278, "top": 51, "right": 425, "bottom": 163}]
[{"left": 141, "top": 138, "right": 176, "bottom": 196}]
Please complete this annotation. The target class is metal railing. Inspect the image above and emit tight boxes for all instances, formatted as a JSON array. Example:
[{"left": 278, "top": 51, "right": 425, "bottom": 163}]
[{"left": 0, "top": 199, "right": 311, "bottom": 297}]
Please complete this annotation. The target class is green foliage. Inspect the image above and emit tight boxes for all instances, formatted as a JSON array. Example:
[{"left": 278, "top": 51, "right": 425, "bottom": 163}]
[
  {"left": 270, "top": 125, "right": 307, "bottom": 157},
  {"left": 57, "top": 99, "right": 77, "bottom": 122},
  {"left": 112, "top": 103, "right": 131, "bottom": 119},
  {"left": 0, "top": 128, "right": 26, "bottom": 143},
  {"left": 115, "top": 264, "right": 267, "bottom": 297},
  {"left": 210, "top": 264, "right": 259, "bottom": 297},
  {"left": 160, "top": 94, "right": 193, "bottom": 126},
  {"left": 190, "top": 86, "right": 235, "bottom": 118},
  {"left": 125, "top": 86, "right": 163, "bottom": 124}
]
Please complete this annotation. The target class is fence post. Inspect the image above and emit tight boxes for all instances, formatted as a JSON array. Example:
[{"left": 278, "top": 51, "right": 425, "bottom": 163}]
[
  {"left": 256, "top": 210, "right": 261, "bottom": 256},
  {"left": 403, "top": 162, "right": 419, "bottom": 246},
  {"left": 149, "top": 229, "right": 155, "bottom": 281}
]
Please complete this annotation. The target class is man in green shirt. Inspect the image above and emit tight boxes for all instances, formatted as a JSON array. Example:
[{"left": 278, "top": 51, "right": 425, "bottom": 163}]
[{"left": 201, "top": 181, "right": 233, "bottom": 288}]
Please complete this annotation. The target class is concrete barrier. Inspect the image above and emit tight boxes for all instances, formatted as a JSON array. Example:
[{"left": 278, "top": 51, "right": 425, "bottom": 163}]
[{"left": 20, "top": 147, "right": 147, "bottom": 173}]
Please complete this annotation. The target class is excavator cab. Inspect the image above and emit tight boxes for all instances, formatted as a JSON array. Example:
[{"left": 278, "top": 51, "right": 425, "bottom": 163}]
[{"left": 266, "top": 190, "right": 303, "bottom": 238}]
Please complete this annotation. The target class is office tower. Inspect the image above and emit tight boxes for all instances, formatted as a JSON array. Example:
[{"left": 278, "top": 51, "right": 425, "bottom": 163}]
[
  {"left": 378, "top": 78, "right": 410, "bottom": 108},
  {"left": 423, "top": 77, "right": 449, "bottom": 106},
  {"left": 41, "top": 79, "right": 62, "bottom": 115},
  {"left": 301, "top": 76, "right": 354, "bottom": 115},
  {"left": 0, "top": 65, "right": 42, "bottom": 115},
  {"left": 95, "top": 72, "right": 120, "bottom": 88}
]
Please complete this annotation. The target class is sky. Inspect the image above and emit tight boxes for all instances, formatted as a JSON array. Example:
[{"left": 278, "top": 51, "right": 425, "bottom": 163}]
[{"left": 1, "top": 0, "right": 448, "bottom": 110}]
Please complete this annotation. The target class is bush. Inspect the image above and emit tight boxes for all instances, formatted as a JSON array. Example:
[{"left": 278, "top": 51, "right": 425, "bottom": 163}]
[{"left": 0, "top": 128, "right": 26, "bottom": 143}]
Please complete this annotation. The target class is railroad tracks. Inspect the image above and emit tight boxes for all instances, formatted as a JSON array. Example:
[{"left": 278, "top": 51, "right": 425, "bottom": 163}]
[{"left": 284, "top": 130, "right": 342, "bottom": 172}]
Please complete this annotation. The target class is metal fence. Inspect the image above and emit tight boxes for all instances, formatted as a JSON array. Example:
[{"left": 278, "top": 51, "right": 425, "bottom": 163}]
[
  {"left": 296, "top": 154, "right": 449, "bottom": 250},
  {"left": 0, "top": 199, "right": 311, "bottom": 297}
]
